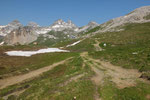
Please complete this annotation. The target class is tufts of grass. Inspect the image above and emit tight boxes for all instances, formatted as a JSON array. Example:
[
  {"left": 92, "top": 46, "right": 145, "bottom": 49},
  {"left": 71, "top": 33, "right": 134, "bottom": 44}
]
[
  {"left": 89, "top": 22, "right": 150, "bottom": 71},
  {"left": 0, "top": 52, "right": 78, "bottom": 76},
  {"left": 0, "top": 55, "right": 95, "bottom": 100},
  {"left": 99, "top": 80, "right": 150, "bottom": 100}
]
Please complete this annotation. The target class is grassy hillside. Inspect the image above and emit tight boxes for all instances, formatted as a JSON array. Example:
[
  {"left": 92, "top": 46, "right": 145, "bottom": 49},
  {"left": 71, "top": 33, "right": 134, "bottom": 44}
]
[
  {"left": 0, "top": 22, "right": 150, "bottom": 100},
  {"left": 89, "top": 22, "right": 150, "bottom": 71}
]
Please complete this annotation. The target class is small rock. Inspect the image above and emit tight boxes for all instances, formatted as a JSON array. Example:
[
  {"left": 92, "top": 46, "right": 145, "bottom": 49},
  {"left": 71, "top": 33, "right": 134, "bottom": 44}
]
[
  {"left": 132, "top": 52, "right": 138, "bottom": 55},
  {"left": 73, "top": 96, "right": 77, "bottom": 100},
  {"left": 104, "top": 43, "right": 107, "bottom": 47}
]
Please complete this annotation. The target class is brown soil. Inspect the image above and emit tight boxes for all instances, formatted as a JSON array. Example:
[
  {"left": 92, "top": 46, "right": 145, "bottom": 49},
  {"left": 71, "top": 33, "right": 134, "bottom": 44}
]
[
  {"left": 59, "top": 73, "right": 85, "bottom": 87},
  {"left": 0, "top": 58, "right": 71, "bottom": 90},
  {"left": 147, "top": 94, "right": 150, "bottom": 100},
  {"left": 93, "top": 40, "right": 103, "bottom": 51},
  {"left": 81, "top": 52, "right": 143, "bottom": 89}
]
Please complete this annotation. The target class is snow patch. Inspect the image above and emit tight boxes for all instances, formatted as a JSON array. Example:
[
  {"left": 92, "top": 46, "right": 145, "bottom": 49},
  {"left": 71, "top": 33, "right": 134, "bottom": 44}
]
[
  {"left": 66, "top": 40, "right": 81, "bottom": 47},
  {"left": 5, "top": 48, "right": 69, "bottom": 57},
  {"left": 0, "top": 41, "right": 4, "bottom": 45}
]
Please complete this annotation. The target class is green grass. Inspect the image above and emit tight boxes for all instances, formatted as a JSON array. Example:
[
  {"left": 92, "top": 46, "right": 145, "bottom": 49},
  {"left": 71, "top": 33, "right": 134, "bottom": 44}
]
[
  {"left": 83, "top": 26, "right": 103, "bottom": 34},
  {"left": 89, "top": 22, "right": 150, "bottom": 72},
  {"left": 54, "top": 39, "right": 80, "bottom": 48},
  {"left": 0, "top": 52, "right": 78, "bottom": 76},
  {"left": 1, "top": 22, "right": 150, "bottom": 100},
  {"left": 99, "top": 80, "right": 150, "bottom": 100},
  {"left": 144, "top": 14, "right": 150, "bottom": 20},
  {"left": 0, "top": 55, "right": 95, "bottom": 100},
  {"left": 66, "top": 38, "right": 95, "bottom": 52}
]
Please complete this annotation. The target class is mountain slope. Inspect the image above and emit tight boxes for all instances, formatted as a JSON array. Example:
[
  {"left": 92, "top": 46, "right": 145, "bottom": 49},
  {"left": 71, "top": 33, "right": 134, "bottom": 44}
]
[
  {"left": 66, "top": 22, "right": 150, "bottom": 79},
  {"left": 78, "top": 21, "right": 99, "bottom": 33},
  {"left": 0, "top": 20, "right": 23, "bottom": 36},
  {"left": 96, "top": 6, "right": 150, "bottom": 33},
  {"left": 4, "top": 26, "right": 38, "bottom": 45}
]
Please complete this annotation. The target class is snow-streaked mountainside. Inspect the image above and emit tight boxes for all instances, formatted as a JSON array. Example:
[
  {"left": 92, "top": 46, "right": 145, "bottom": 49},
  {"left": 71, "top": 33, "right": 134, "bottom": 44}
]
[
  {"left": 50, "top": 19, "right": 78, "bottom": 32},
  {"left": 0, "top": 19, "right": 98, "bottom": 37},
  {"left": 0, "top": 20, "right": 23, "bottom": 36},
  {"left": 0, "top": 19, "right": 99, "bottom": 45},
  {"left": 4, "top": 26, "right": 38, "bottom": 45},
  {"left": 0, "top": 6, "right": 150, "bottom": 45},
  {"left": 27, "top": 22, "right": 40, "bottom": 27}
]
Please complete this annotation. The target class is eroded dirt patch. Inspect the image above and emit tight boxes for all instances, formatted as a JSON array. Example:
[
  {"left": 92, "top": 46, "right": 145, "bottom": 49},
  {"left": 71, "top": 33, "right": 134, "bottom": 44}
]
[
  {"left": 93, "top": 40, "right": 103, "bottom": 51},
  {"left": 146, "top": 94, "right": 150, "bottom": 100},
  {"left": 0, "top": 58, "right": 72, "bottom": 90},
  {"left": 59, "top": 73, "right": 85, "bottom": 87},
  {"left": 81, "top": 52, "right": 143, "bottom": 89}
]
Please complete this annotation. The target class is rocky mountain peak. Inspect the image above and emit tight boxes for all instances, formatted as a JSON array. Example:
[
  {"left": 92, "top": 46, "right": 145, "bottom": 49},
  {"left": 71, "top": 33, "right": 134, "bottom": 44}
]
[
  {"left": 67, "top": 20, "right": 73, "bottom": 24},
  {"left": 53, "top": 19, "right": 65, "bottom": 25},
  {"left": 4, "top": 26, "right": 38, "bottom": 45},
  {"left": 50, "top": 19, "right": 78, "bottom": 32},
  {"left": 67, "top": 20, "right": 78, "bottom": 28},
  {"left": 27, "top": 22, "right": 40, "bottom": 27},
  {"left": 8, "top": 20, "right": 22, "bottom": 27},
  {"left": 88, "top": 21, "right": 99, "bottom": 26}
]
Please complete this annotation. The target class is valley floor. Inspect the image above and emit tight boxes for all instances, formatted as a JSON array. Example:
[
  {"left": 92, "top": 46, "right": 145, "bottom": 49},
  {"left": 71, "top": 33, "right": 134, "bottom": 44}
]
[
  {"left": 0, "top": 51, "right": 150, "bottom": 100},
  {"left": 1, "top": 22, "right": 150, "bottom": 100}
]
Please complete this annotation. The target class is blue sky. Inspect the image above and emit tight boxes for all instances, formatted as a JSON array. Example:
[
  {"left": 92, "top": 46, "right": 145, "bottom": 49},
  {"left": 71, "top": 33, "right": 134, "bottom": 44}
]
[{"left": 0, "top": 0, "right": 150, "bottom": 26}]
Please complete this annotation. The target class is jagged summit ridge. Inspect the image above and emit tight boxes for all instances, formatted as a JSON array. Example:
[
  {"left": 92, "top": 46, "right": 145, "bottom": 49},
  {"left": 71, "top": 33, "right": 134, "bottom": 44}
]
[
  {"left": 50, "top": 19, "right": 78, "bottom": 31},
  {"left": 0, "top": 20, "right": 22, "bottom": 36},
  {"left": 27, "top": 22, "right": 40, "bottom": 27}
]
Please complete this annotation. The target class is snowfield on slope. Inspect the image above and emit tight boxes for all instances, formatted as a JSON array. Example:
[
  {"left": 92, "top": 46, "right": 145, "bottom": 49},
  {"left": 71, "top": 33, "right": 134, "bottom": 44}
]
[
  {"left": 66, "top": 40, "right": 81, "bottom": 47},
  {"left": 5, "top": 48, "right": 69, "bottom": 57}
]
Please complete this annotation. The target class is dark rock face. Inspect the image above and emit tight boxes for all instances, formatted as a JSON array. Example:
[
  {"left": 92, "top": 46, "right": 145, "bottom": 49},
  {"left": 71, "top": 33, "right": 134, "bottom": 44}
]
[{"left": 4, "top": 26, "right": 38, "bottom": 45}]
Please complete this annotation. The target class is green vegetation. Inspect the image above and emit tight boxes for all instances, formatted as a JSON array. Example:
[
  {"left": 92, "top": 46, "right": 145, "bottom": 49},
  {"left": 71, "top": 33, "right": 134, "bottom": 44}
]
[
  {"left": 144, "top": 14, "right": 150, "bottom": 20},
  {"left": 0, "top": 56, "right": 95, "bottom": 100},
  {"left": 84, "top": 26, "right": 103, "bottom": 34},
  {"left": 67, "top": 38, "right": 95, "bottom": 52},
  {"left": 0, "top": 52, "right": 77, "bottom": 76},
  {"left": 89, "top": 23, "right": 150, "bottom": 71},
  {"left": 99, "top": 80, "right": 150, "bottom": 100},
  {"left": 0, "top": 22, "right": 150, "bottom": 100}
]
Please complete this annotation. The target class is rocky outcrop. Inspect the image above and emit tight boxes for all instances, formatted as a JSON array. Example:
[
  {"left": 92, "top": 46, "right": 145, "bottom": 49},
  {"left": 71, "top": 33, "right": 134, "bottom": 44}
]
[
  {"left": 49, "top": 19, "right": 79, "bottom": 32},
  {"left": 0, "top": 20, "right": 23, "bottom": 36},
  {"left": 27, "top": 22, "right": 40, "bottom": 27},
  {"left": 4, "top": 26, "right": 38, "bottom": 45},
  {"left": 78, "top": 21, "right": 99, "bottom": 33}
]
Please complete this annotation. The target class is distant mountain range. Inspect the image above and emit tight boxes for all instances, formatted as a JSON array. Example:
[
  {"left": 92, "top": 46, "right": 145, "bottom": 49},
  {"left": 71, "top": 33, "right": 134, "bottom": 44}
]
[
  {"left": 0, "top": 19, "right": 99, "bottom": 45},
  {"left": 0, "top": 6, "right": 150, "bottom": 45}
]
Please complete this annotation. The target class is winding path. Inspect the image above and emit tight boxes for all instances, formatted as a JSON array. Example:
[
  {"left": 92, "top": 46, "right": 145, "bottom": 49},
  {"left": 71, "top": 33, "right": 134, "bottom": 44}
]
[{"left": 0, "top": 58, "right": 71, "bottom": 90}]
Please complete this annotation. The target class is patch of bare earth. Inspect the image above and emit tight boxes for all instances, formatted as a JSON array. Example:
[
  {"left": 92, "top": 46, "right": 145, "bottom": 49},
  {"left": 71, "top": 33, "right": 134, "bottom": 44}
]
[
  {"left": 0, "top": 58, "right": 72, "bottom": 90},
  {"left": 59, "top": 73, "right": 85, "bottom": 87},
  {"left": 97, "top": 60, "right": 141, "bottom": 88},
  {"left": 81, "top": 52, "right": 102, "bottom": 100},
  {"left": 3, "top": 88, "right": 26, "bottom": 100},
  {"left": 93, "top": 40, "right": 103, "bottom": 51},
  {"left": 81, "top": 52, "right": 144, "bottom": 89},
  {"left": 146, "top": 94, "right": 150, "bottom": 100}
]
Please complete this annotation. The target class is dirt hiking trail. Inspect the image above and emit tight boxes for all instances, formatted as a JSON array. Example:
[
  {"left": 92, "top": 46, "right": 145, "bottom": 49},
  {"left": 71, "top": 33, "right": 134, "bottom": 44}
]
[
  {"left": 0, "top": 58, "right": 71, "bottom": 90},
  {"left": 81, "top": 52, "right": 144, "bottom": 88}
]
